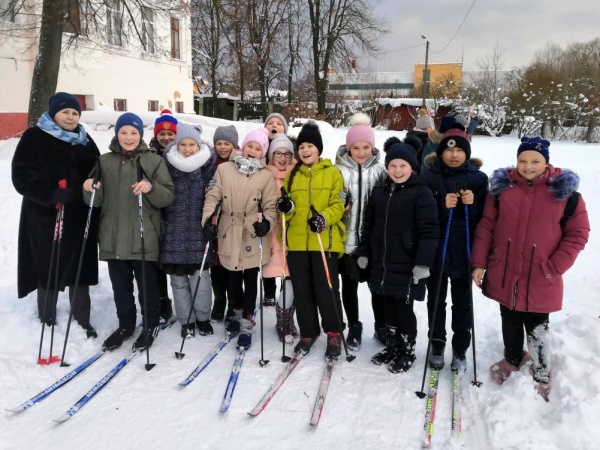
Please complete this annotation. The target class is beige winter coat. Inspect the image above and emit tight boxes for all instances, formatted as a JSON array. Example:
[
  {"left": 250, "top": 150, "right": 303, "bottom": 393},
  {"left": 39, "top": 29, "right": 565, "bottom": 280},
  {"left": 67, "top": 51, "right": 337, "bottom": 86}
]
[{"left": 202, "top": 160, "right": 277, "bottom": 271}]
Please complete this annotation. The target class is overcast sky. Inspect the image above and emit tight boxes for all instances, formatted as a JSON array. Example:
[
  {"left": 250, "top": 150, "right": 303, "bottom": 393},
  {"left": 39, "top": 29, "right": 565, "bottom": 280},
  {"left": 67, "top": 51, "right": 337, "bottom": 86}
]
[{"left": 357, "top": 0, "right": 599, "bottom": 73}]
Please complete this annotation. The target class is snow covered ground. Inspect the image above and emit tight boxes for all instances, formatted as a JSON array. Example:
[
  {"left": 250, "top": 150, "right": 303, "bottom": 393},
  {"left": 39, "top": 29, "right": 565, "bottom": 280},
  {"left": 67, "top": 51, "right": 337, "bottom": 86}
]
[{"left": 0, "top": 114, "right": 598, "bottom": 450}]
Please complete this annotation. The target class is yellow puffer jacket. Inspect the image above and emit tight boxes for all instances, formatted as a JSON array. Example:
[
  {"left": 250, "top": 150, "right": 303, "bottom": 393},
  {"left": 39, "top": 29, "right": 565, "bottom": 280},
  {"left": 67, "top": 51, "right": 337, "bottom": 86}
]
[{"left": 284, "top": 158, "right": 346, "bottom": 254}]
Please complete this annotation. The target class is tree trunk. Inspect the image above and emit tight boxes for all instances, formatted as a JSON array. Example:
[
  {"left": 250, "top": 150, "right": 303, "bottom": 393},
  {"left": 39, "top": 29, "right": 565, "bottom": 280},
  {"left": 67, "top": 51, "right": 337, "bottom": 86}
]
[
  {"left": 28, "top": 0, "right": 66, "bottom": 126},
  {"left": 586, "top": 117, "right": 597, "bottom": 143},
  {"left": 316, "top": 77, "right": 328, "bottom": 116},
  {"left": 287, "top": 56, "right": 294, "bottom": 104}
]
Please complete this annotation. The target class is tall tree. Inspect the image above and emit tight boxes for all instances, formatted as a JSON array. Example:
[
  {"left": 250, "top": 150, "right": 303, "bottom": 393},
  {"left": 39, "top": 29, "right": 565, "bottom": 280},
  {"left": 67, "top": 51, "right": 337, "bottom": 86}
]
[{"left": 306, "top": 0, "right": 384, "bottom": 115}]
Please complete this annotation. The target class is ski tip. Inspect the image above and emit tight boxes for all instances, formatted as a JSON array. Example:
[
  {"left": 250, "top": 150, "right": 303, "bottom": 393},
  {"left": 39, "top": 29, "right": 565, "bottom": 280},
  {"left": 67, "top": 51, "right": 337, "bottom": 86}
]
[
  {"left": 415, "top": 391, "right": 427, "bottom": 399},
  {"left": 52, "top": 414, "right": 70, "bottom": 423},
  {"left": 175, "top": 352, "right": 185, "bottom": 359},
  {"left": 259, "top": 359, "right": 270, "bottom": 367},
  {"left": 145, "top": 363, "right": 156, "bottom": 371},
  {"left": 5, "top": 407, "right": 23, "bottom": 413}
]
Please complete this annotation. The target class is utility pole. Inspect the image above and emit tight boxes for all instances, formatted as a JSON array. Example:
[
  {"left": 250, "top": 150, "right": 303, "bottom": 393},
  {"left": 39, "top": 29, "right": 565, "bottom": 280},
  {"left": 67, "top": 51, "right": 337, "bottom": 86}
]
[{"left": 421, "top": 35, "right": 430, "bottom": 107}]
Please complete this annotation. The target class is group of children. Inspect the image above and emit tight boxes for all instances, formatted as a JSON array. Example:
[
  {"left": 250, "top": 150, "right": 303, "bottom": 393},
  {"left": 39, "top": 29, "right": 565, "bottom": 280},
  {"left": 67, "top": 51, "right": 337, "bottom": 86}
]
[{"left": 29, "top": 93, "right": 588, "bottom": 401}]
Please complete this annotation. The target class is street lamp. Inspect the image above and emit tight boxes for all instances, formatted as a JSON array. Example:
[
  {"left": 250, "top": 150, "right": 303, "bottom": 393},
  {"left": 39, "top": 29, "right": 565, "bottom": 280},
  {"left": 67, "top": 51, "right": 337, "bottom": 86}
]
[{"left": 421, "top": 35, "right": 430, "bottom": 107}]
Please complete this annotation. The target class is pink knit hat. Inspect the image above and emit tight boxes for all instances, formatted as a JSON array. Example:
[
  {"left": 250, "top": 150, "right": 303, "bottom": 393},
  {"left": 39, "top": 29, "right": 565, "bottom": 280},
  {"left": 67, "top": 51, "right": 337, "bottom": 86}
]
[
  {"left": 346, "top": 112, "right": 375, "bottom": 149},
  {"left": 241, "top": 127, "right": 270, "bottom": 158}
]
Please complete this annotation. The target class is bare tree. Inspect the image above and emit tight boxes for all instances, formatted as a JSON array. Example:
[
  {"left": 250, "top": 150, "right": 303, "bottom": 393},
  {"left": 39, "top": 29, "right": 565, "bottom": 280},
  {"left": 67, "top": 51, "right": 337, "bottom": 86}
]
[
  {"left": 306, "top": 0, "right": 384, "bottom": 115},
  {"left": 220, "top": 0, "right": 250, "bottom": 100},
  {"left": 1, "top": 0, "right": 185, "bottom": 125}
]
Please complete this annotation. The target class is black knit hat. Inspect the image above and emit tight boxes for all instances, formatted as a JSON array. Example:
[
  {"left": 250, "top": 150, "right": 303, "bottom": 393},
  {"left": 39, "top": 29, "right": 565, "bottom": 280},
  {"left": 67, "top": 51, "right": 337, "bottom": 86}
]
[
  {"left": 437, "top": 129, "right": 471, "bottom": 159},
  {"left": 384, "top": 135, "right": 422, "bottom": 171},
  {"left": 296, "top": 121, "right": 323, "bottom": 155}
]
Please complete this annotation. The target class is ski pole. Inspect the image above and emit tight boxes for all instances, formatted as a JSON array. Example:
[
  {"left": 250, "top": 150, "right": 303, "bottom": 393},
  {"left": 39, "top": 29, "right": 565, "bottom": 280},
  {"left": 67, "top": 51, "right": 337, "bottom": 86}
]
[
  {"left": 257, "top": 200, "right": 269, "bottom": 367},
  {"left": 416, "top": 208, "right": 453, "bottom": 398},
  {"left": 310, "top": 206, "right": 355, "bottom": 363},
  {"left": 137, "top": 159, "right": 155, "bottom": 371},
  {"left": 60, "top": 161, "right": 100, "bottom": 366},
  {"left": 38, "top": 179, "right": 67, "bottom": 365},
  {"left": 175, "top": 202, "right": 220, "bottom": 360},
  {"left": 280, "top": 212, "right": 291, "bottom": 363},
  {"left": 465, "top": 204, "right": 482, "bottom": 387}
]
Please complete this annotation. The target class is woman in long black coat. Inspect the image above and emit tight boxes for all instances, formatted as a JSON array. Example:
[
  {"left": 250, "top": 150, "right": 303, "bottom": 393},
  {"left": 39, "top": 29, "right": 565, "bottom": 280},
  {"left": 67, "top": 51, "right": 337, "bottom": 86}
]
[{"left": 12, "top": 92, "right": 100, "bottom": 337}]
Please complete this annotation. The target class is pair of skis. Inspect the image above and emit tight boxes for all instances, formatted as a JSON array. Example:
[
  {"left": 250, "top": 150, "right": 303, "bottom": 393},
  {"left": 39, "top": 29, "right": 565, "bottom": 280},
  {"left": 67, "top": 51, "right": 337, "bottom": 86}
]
[
  {"left": 422, "top": 368, "right": 462, "bottom": 448},
  {"left": 6, "top": 320, "right": 175, "bottom": 420},
  {"left": 178, "top": 330, "right": 249, "bottom": 414},
  {"left": 248, "top": 352, "right": 337, "bottom": 427}
]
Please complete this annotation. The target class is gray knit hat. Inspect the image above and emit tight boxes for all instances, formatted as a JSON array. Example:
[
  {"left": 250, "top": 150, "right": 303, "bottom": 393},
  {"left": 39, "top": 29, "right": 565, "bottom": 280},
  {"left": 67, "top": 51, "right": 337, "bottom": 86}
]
[
  {"left": 268, "top": 133, "right": 294, "bottom": 161},
  {"left": 264, "top": 113, "right": 289, "bottom": 134},
  {"left": 176, "top": 123, "right": 203, "bottom": 148},
  {"left": 213, "top": 125, "right": 239, "bottom": 148}
]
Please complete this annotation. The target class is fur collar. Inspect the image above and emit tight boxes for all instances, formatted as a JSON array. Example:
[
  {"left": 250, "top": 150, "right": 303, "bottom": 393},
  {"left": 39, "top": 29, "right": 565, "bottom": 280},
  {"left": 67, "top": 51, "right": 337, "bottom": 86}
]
[
  {"left": 165, "top": 143, "right": 212, "bottom": 173},
  {"left": 490, "top": 166, "right": 579, "bottom": 201}
]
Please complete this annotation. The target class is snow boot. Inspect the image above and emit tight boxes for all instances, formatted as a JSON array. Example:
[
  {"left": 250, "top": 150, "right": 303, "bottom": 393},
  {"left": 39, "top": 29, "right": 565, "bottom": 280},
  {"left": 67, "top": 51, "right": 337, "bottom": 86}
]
[
  {"left": 450, "top": 349, "right": 467, "bottom": 373},
  {"left": 294, "top": 336, "right": 317, "bottom": 355},
  {"left": 196, "top": 320, "right": 214, "bottom": 336},
  {"left": 262, "top": 296, "right": 276, "bottom": 307},
  {"left": 371, "top": 326, "right": 398, "bottom": 365},
  {"left": 490, "top": 351, "right": 531, "bottom": 385},
  {"left": 325, "top": 332, "right": 342, "bottom": 361},
  {"left": 181, "top": 323, "right": 196, "bottom": 339},
  {"left": 103, "top": 326, "right": 135, "bottom": 351},
  {"left": 347, "top": 321, "right": 363, "bottom": 351},
  {"left": 81, "top": 323, "right": 98, "bottom": 339},
  {"left": 226, "top": 309, "right": 243, "bottom": 334},
  {"left": 388, "top": 333, "right": 417, "bottom": 373},
  {"left": 236, "top": 317, "right": 255, "bottom": 349},
  {"left": 275, "top": 304, "right": 295, "bottom": 345},
  {"left": 530, "top": 366, "right": 553, "bottom": 402},
  {"left": 428, "top": 339, "right": 445, "bottom": 369},
  {"left": 132, "top": 326, "right": 160, "bottom": 351},
  {"left": 159, "top": 297, "right": 173, "bottom": 322},
  {"left": 373, "top": 323, "right": 386, "bottom": 345}
]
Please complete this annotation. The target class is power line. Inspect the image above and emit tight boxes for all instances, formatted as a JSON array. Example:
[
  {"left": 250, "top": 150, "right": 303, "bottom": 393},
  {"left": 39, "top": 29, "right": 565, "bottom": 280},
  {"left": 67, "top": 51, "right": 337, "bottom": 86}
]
[{"left": 431, "top": 0, "right": 477, "bottom": 54}]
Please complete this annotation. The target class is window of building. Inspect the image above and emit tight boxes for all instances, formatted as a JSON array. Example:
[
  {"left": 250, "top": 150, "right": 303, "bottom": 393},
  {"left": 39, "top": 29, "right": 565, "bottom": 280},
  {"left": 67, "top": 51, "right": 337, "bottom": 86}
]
[
  {"left": 0, "top": 0, "right": 16, "bottom": 22},
  {"left": 170, "top": 17, "right": 180, "bottom": 59},
  {"left": 141, "top": 7, "right": 155, "bottom": 54},
  {"left": 148, "top": 100, "right": 158, "bottom": 112},
  {"left": 175, "top": 101, "right": 184, "bottom": 113},
  {"left": 107, "top": 0, "right": 125, "bottom": 47},
  {"left": 114, "top": 99, "right": 127, "bottom": 111}
]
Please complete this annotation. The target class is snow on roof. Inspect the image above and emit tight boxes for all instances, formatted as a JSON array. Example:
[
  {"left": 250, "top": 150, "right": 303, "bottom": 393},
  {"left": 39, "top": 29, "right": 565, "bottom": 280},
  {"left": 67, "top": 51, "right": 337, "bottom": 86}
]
[{"left": 376, "top": 98, "right": 454, "bottom": 108}]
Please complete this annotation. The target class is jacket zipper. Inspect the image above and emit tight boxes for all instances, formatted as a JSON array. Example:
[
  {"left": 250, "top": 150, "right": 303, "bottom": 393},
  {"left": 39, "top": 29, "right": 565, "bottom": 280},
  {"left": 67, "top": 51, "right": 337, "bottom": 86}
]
[
  {"left": 355, "top": 165, "right": 363, "bottom": 241},
  {"left": 525, "top": 244, "right": 536, "bottom": 312},
  {"left": 307, "top": 167, "right": 312, "bottom": 251},
  {"left": 379, "top": 184, "right": 395, "bottom": 292},
  {"left": 501, "top": 239, "right": 511, "bottom": 289}
]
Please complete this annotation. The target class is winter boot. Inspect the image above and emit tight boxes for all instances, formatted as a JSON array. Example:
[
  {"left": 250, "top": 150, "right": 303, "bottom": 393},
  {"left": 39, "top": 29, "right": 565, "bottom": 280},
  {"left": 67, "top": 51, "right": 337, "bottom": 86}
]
[
  {"left": 527, "top": 322, "right": 552, "bottom": 401},
  {"left": 530, "top": 366, "right": 553, "bottom": 402},
  {"left": 81, "top": 323, "right": 98, "bottom": 339},
  {"left": 159, "top": 297, "right": 173, "bottom": 322},
  {"left": 294, "top": 336, "right": 317, "bottom": 355},
  {"left": 450, "top": 349, "right": 467, "bottom": 373},
  {"left": 490, "top": 351, "right": 531, "bottom": 385},
  {"left": 347, "top": 321, "right": 363, "bottom": 351},
  {"left": 325, "top": 332, "right": 342, "bottom": 361},
  {"left": 226, "top": 309, "right": 243, "bottom": 334},
  {"left": 428, "top": 339, "right": 445, "bottom": 369},
  {"left": 103, "top": 326, "right": 135, "bottom": 351},
  {"left": 132, "top": 326, "right": 160, "bottom": 351},
  {"left": 371, "top": 326, "right": 398, "bottom": 365},
  {"left": 275, "top": 304, "right": 294, "bottom": 345},
  {"left": 181, "top": 323, "right": 196, "bottom": 339},
  {"left": 196, "top": 320, "right": 214, "bottom": 336},
  {"left": 262, "top": 296, "right": 276, "bottom": 307},
  {"left": 237, "top": 317, "right": 255, "bottom": 349},
  {"left": 373, "top": 323, "right": 386, "bottom": 345},
  {"left": 388, "top": 333, "right": 417, "bottom": 373}
]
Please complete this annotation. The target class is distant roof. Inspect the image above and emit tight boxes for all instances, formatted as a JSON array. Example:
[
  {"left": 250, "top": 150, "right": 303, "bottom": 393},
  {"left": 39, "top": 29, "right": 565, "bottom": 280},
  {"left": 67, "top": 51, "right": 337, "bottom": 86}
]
[
  {"left": 329, "top": 71, "right": 414, "bottom": 91},
  {"left": 376, "top": 98, "right": 454, "bottom": 108}
]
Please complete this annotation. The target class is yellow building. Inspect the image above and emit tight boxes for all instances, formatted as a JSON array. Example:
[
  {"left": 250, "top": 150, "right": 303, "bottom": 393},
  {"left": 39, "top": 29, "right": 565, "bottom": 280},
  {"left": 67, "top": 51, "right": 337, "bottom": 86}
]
[{"left": 414, "top": 62, "right": 463, "bottom": 99}]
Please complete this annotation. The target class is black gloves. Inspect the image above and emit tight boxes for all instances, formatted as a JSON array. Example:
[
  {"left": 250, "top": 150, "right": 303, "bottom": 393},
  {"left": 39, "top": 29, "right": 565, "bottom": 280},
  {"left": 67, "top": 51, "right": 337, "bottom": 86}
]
[
  {"left": 276, "top": 187, "right": 294, "bottom": 214},
  {"left": 51, "top": 187, "right": 73, "bottom": 206},
  {"left": 307, "top": 213, "right": 326, "bottom": 233},
  {"left": 253, "top": 220, "right": 270, "bottom": 237},
  {"left": 203, "top": 221, "right": 218, "bottom": 241}
]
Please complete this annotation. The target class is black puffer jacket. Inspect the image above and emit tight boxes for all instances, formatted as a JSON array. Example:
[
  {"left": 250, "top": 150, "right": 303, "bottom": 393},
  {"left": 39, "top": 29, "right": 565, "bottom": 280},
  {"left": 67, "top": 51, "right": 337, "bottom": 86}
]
[
  {"left": 360, "top": 174, "right": 439, "bottom": 300},
  {"left": 423, "top": 155, "right": 488, "bottom": 278}
]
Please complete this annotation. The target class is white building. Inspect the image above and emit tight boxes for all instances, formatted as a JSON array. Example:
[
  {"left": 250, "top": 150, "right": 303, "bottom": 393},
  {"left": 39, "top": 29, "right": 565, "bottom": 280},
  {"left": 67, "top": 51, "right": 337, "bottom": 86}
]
[
  {"left": 0, "top": 0, "right": 193, "bottom": 138},
  {"left": 328, "top": 71, "right": 415, "bottom": 99}
]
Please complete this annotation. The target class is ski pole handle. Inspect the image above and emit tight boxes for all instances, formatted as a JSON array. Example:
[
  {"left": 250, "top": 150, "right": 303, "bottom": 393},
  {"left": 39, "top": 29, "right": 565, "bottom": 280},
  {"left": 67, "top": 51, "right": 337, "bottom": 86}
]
[
  {"left": 56, "top": 179, "right": 68, "bottom": 210},
  {"left": 211, "top": 202, "right": 221, "bottom": 226},
  {"left": 257, "top": 199, "right": 263, "bottom": 223}
]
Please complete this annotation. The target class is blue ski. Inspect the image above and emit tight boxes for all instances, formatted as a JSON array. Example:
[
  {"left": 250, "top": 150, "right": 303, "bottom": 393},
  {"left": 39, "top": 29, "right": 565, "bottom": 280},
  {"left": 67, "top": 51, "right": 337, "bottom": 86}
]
[
  {"left": 53, "top": 352, "right": 140, "bottom": 422},
  {"left": 219, "top": 346, "right": 249, "bottom": 414},
  {"left": 179, "top": 332, "right": 238, "bottom": 387},
  {"left": 6, "top": 350, "right": 106, "bottom": 413}
]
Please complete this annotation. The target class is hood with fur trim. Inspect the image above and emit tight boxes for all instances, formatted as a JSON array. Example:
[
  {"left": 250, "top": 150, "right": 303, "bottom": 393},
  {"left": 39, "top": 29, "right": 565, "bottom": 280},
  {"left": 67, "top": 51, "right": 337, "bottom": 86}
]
[{"left": 490, "top": 165, "right": 579, "bottom": 201}]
